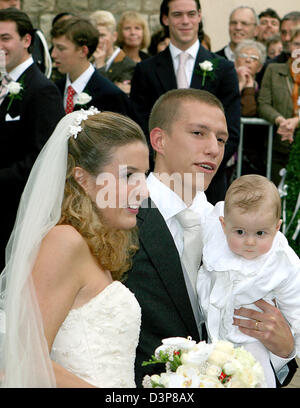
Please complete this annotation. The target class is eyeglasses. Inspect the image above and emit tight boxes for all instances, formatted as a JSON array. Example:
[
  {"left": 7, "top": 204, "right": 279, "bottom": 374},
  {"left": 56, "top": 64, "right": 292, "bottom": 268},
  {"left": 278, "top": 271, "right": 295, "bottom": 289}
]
[
  {"left": 238, "top": 53, "right": 260, "bottom": 61},
  {"left": 230, "top": 21, "right": 256, "bottom": 27}
]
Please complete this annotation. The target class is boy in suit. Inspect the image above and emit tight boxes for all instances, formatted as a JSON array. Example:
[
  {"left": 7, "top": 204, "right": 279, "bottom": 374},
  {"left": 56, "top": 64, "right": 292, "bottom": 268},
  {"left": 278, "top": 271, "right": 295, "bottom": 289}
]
[
  {"left": 0, "top": 8, "right": 64, "bottom": 271},
  {"left": 125, "top": 88, "right": 297, "bottom": 388},
  {"left": 51, "top": 17, "right": 131, "bottom": 117},
  {"left": 130, "top": 0, "right": 240, "bottom": 204}
]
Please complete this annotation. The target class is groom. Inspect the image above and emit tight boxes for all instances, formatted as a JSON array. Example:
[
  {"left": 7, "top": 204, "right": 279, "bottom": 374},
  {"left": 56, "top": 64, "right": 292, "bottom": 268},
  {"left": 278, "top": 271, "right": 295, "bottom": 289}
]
[
  {"left": 130, "top": 0, "right": 240, "bottom": 204},
  {"left": 125, "top": 89, "right": 297, "bottom": 388}
]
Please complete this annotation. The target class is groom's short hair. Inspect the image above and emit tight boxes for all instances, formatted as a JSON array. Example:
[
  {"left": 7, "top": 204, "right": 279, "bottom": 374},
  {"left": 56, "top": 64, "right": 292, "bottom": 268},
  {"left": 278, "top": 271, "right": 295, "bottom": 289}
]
[
  {"left": 149, "top": 88, "right": 224, "bottom": 134},
  {"left": 51, "top": 17, "right": 99, "bottom": 59}
]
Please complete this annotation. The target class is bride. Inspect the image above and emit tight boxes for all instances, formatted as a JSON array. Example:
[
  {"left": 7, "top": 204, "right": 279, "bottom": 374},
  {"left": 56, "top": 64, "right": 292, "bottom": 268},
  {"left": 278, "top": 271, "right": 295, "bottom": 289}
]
[{"left": 0, "top": 108, "right": 149, "bottom": 387}]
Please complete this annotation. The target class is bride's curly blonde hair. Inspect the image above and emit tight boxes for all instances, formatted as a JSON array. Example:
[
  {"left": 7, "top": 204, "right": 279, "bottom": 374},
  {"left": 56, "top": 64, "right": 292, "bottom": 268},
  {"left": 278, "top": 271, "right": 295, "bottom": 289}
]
[{"left": 58, "top": 111, "right": 148, "bottom": 281}]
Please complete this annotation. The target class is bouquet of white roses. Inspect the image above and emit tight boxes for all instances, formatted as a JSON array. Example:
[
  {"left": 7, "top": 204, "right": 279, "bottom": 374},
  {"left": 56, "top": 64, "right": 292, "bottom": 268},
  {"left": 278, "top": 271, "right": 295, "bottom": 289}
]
[{"left": 142, "top": 337, "right": 266, "bottom": 388}]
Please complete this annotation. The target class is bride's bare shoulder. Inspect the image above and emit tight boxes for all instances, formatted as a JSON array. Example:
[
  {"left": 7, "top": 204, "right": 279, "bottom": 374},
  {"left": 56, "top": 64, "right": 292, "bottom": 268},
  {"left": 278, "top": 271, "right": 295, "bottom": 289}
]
[{"left": 41, "top": 225, "right": 90, "bottom": 260}]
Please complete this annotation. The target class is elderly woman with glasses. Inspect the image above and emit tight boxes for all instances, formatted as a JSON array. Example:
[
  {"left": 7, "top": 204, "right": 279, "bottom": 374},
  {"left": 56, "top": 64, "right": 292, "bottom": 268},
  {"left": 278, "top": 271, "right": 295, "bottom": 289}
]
[
  {"left": 234, "top": 39, "right": 266, "bottom": 115},
  {"left": 233, "top": 40, "right": 267, "bottom": 177}
]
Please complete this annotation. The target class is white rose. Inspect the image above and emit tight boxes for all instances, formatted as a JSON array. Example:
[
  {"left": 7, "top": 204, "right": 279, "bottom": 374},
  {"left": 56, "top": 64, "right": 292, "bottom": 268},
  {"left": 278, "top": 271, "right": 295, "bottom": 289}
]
[
  {"left": 7, "top": 81, "right": 22, "bottom": 94},
  {"left": 199, "top": 60, "right": 213, "bottom": 71},
  {"left": 213, "top": 340, "right": 235, "bottom": 355},
  {"left": 77, "top": 92, "right": 92, "bottom": 105},
  {"left": 207, "top": 350, "right": 231, "bottom": 367}
]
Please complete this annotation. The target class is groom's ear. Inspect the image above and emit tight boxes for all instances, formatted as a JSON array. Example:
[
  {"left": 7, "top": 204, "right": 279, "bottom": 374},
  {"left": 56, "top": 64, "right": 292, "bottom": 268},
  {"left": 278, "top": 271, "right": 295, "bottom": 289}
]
[{"left": 150, "top": 127, "right": 166, "bottom": 156}]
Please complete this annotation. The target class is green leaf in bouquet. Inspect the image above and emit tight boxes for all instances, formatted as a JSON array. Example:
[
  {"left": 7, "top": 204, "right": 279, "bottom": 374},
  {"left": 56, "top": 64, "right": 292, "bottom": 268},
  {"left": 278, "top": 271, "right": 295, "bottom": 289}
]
[{"left": 142, "top": 350, "right": 170, "bottom": 366}]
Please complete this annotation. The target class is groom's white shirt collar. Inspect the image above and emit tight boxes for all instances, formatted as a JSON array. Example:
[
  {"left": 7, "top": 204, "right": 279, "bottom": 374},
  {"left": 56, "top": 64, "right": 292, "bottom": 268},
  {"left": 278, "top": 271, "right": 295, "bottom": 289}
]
[
  {"left": 9, "top": 56, "right": 34, "bottom": 82},
  {"left": 147, "top": 171, "right": 212, "bottom": 220}
]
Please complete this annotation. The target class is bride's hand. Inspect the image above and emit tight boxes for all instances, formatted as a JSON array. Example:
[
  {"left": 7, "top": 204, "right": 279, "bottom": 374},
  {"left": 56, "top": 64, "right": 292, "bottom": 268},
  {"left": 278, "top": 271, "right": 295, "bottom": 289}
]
[{"left": 233, "top": 299, "right": 294, "bottom": 358}]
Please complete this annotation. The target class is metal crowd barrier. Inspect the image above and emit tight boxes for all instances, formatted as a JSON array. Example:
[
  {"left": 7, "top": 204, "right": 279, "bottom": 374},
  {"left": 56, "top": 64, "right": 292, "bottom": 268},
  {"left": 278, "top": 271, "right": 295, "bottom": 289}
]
[{"left": 236, "top": 117, "right": 274, "bottom": 179}]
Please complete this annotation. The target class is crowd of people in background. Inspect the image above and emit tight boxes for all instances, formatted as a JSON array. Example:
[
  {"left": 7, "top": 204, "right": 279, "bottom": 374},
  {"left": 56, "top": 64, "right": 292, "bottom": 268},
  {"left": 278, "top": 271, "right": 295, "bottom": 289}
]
[{"left": 0, "top": 0, "right": 299, "bottom": 389}]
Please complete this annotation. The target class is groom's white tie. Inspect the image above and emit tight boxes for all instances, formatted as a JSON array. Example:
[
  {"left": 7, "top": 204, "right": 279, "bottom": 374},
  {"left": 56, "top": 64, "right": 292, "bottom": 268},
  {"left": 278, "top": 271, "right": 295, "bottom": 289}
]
[
  {"left": 176, "top": 51, "right": 189, "bottom": 89},
  {"left": 176, "top": 208, "right": 203, "bottom": 291}
]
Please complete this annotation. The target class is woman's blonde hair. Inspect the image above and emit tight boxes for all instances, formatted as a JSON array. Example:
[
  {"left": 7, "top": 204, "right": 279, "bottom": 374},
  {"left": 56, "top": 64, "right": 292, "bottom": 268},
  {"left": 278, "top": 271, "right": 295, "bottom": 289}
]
[
  {"left": 58, "top": 111, "right": 147, "bottom": 281},
  {"left": 89, "top": 10, "right": 117, "bottom": 33},
  {"left": 117, "top": 11, "right": 151, "bottom": 50}
]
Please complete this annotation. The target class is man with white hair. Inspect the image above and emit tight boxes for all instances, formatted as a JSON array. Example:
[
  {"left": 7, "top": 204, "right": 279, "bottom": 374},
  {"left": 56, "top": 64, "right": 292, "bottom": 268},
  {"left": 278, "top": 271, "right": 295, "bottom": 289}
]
[{"left": 216, "top": 6, "right": 258, "bottom": 62}]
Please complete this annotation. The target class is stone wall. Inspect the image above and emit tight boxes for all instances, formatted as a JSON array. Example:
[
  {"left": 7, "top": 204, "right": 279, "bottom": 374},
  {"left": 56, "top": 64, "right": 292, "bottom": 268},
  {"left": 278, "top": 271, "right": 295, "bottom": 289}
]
[{"left": 21, "top": 0, "right": 163, "bottom": 45}]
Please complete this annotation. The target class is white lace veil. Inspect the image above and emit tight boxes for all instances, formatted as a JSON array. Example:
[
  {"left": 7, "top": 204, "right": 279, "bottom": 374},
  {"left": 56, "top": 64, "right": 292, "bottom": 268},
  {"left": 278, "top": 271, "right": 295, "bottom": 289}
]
[{"left": 0, "top": 108, "right": 99, "bottom": 387}]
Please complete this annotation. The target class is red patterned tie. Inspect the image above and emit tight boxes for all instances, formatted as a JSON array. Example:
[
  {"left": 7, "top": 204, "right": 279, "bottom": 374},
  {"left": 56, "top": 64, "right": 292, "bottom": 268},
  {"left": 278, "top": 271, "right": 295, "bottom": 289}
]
[{"left": 65, "top": 85, "right": 76, "bottom": 114}]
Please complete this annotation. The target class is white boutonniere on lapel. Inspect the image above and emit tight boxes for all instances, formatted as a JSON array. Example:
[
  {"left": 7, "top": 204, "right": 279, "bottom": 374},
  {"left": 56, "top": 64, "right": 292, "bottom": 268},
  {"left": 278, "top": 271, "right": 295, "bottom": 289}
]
[
  {"left": 6, "top": 80, "right": 24, "bottom": 111},
  {"left": 76, "top": 92, "right": 92, "bottom": 107},
  {"left": 196, "top": 59, "right": 219, "bottom": 86}
]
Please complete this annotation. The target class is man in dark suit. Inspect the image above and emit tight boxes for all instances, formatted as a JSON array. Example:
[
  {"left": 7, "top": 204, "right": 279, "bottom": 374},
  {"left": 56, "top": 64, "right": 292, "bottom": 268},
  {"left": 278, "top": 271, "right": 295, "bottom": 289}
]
[
  {"left": 125, "top": 88, "right": 297, "bottom": 388},
  {"left": 51, "top": 17, "right": 131, "bottom": 117},
  {"left": 0, "top": 0, "right": 53, "bottom": 78},
  {"left": 216, "top": 6, "right": 258, "bottom": 62},
  {"left": 0, "top": 8, "right": 65, "bottom": 271},
  {"left": 130, "top": 0, "right": 240, "bottom": 204},
  {"left": 256, "top": 11, "right": 300, "bottom": 87}
]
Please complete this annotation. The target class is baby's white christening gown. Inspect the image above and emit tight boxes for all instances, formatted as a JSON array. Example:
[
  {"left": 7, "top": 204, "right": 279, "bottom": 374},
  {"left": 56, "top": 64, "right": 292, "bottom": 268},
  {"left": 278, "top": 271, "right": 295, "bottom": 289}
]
[{"left": 51, "top": 281, "right": 141, "bottom": 387}]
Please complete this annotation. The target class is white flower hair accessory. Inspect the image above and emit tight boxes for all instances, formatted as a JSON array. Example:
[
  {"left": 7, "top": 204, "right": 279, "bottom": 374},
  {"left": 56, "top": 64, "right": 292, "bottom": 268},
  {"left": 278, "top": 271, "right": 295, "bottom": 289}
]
[{"left": 68, "top": 106, "right": 100, "bottom": 139}]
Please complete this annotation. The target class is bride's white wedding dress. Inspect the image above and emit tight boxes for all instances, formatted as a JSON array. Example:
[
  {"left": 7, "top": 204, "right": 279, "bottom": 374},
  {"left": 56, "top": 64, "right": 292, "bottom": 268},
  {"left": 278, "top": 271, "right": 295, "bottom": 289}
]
[{"left": 50, "top": 281, "right": 141, "bottom": 387}]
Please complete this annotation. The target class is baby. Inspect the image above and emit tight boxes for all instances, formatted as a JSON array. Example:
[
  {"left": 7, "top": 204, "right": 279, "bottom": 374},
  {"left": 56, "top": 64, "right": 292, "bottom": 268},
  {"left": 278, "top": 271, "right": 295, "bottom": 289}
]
[{"left": 197, "top": 174, "right": 300, "bottom": 388}]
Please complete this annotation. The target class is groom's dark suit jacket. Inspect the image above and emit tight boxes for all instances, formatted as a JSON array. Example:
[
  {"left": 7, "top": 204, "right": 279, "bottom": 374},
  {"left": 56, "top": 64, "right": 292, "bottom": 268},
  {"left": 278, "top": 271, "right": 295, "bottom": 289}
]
[
  {"left": 55, "top": 69, "right": 132, "bottom": 117},
  {"left": 125, "top": 199, "right": 201, "bottom": 387},
  {"left": 0, "top": 62, "right": 65, "bottom": 271},
  {"left": 130, "top": 45, "right": 241, "bottom": 204}
]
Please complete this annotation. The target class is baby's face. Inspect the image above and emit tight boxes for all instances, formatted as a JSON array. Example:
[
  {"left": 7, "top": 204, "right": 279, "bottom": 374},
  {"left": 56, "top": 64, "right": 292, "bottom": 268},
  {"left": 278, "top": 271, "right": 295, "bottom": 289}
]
[{"left": 219, "top": 208, "right": 282, "bottom": 260}]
